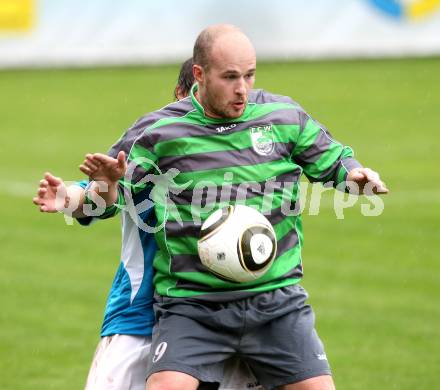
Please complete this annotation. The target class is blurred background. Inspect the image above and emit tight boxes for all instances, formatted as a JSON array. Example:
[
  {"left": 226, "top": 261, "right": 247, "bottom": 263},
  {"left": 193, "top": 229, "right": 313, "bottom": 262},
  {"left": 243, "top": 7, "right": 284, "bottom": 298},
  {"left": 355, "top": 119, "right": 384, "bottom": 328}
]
[{"left": 0, "top": 1, "right": 439, "bottom": 389}]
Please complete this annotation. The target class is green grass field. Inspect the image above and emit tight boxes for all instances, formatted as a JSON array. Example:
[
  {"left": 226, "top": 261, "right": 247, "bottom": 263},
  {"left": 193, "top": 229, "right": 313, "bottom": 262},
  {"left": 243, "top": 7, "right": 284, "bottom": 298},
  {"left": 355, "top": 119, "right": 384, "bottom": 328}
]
[{"left": 1, "top": 58, "right": 439, "bottom": 389}]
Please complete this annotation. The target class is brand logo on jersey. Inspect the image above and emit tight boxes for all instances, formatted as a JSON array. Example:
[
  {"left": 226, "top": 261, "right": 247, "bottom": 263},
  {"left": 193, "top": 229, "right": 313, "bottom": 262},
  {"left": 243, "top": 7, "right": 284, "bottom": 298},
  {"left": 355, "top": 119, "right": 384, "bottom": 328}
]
[
  {"left": 316, "top": 353, "right": 327, "bottom": 361},
  {"left": 152, "top": 342, "right": 168, "bottom": 363},
  {"left": 250, "top": 125, "right": 274, "bottom": 156},
  {"left": 216, "top": 124, "right": 236, "bottom": 133}
]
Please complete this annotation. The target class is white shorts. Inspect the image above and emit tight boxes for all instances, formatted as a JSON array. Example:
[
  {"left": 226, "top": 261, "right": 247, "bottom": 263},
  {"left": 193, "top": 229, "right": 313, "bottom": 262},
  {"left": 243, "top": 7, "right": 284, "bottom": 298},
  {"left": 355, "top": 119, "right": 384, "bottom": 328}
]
[
  {"left": 85, "top": 334, "right": 263, "bottom": 390},
  {"left": 85, "top": 335, "right": 151, "bottom": 390},
  {"left": 220, "top": 358, "right": 264, "bottom": 390}
]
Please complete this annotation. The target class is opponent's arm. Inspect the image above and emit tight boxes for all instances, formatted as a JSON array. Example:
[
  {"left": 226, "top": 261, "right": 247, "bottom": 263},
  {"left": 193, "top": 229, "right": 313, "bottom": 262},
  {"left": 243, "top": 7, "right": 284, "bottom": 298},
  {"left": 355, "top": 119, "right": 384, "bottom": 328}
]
[
  {"left": 81, "top": 128, "right": 159, "bottom": 218},
  {"left": 33, "top": 150, "right": 126, "bottom": 220}
]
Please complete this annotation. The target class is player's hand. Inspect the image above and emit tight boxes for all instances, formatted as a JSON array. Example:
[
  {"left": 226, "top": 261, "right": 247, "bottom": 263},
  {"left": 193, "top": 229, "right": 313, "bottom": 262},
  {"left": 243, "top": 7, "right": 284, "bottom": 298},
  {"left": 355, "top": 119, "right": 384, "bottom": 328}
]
[
  {"left": 32, "top": 172, "right": 69, "bottom": 212},
  {"left": 79, "top": 151, "right": 127, "bottom": 184},
  {"left": 346, "top": 167, "right": 388, "bottom": 195}
]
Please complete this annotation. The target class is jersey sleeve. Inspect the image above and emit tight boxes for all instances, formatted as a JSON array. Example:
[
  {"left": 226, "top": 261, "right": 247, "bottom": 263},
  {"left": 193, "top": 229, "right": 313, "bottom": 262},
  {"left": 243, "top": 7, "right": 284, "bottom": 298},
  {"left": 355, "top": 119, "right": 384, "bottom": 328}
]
[
  {"left": 291, "top": 111, "right": 362, "bottom": 188},
  {"left": 101, "top": 129, "right": 158, "bottom": 219}
]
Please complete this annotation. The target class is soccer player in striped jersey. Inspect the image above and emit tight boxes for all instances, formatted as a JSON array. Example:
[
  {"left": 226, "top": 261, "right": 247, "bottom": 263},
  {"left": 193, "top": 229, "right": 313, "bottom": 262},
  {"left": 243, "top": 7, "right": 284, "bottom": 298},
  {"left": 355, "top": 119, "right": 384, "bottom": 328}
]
[
  {"left": 82, "top": 24, "right": 388, "bottom": 390},
  {"left": 34, "top": 58, "right": 263, "bottom": 390}
]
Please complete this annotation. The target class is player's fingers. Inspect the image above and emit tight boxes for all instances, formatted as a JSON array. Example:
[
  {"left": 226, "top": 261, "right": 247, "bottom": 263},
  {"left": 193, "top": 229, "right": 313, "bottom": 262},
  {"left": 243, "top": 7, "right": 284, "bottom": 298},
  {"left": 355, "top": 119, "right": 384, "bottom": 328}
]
[
  {"left": 373, "top": 181, "right": 389, "bottom": 194},
  {"left": 117, "top": 151, "right": 126, "bottom": 163},
  {"left": 363, "top": 168, "right": 380, "bottom": 182},
  {"left": 83, "top": 159, "right": 99, "bottom": 172},
  {"left": 346, "top": 172, "right": 364, "bottom": 186},
  {"left": 364, "top": 178, "right": 388, "bottom": 195},
  {"left": 32, "top": 196, "right": 42, "bottom": 205},
  {"left": 117, "top": 151, "right": 127, "bottom": 171},
  {"left": 368, "top": 175, "right": 381, "bottom": 185},
  {"left": 85, "top": 154, "right": 101, "bottom": 164},
  {"left": 79, "top": 164, "right": 92, "bottom": 176},
  {"left": 38, "top": 187, "right": 47, "bottom": 197},
  {"left": 92, "top": 153, "right": 112, "bottom": 164},
  {"left": 359, "top": 168, "right": 388, "bottom": 194},
  {"left": 39, "top": 179, "right": 48, "bottom": 188},
  {"left": 40, "top": 205, "right": 50, "bottom": 212},
  {"left": 44, "top": 172, "right": 61, "bottom": 186},
  {"left": 44, "top": 172, "right": 54, "bottom": 181}
]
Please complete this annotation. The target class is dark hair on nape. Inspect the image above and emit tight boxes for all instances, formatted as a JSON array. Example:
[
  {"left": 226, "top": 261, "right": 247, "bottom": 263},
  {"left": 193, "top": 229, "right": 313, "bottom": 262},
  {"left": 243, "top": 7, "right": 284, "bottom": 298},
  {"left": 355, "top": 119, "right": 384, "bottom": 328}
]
[{"left": 175, "top": 57, "right": 194, "bottom": 99}]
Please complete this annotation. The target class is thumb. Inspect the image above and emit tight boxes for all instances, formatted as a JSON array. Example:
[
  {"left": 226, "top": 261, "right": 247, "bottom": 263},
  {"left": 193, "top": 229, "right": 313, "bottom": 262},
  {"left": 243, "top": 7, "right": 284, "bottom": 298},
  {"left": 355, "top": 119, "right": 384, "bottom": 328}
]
[
  {"left": 117, "top": 151, "right": 126, "bottom": 166},
  {"left": 45, "top": 172, "right": 62, "bottom": 186},
  {"left": 117, "top": 151, "right": 127, "bottom": 175}
]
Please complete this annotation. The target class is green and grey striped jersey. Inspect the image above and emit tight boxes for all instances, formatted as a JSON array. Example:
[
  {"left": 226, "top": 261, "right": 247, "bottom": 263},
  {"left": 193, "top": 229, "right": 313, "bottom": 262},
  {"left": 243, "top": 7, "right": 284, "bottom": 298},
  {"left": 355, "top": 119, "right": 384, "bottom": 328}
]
[{"left": 112, "top": 84, "right": 361, "bottom": 300}]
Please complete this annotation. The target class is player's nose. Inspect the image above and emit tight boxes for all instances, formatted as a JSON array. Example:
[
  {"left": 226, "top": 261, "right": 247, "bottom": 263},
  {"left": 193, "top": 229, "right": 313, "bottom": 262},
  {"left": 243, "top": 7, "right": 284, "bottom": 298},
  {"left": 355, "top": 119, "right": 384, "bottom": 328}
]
[{"left": 235, "top": 77, "right": 247, "bottom": 96}]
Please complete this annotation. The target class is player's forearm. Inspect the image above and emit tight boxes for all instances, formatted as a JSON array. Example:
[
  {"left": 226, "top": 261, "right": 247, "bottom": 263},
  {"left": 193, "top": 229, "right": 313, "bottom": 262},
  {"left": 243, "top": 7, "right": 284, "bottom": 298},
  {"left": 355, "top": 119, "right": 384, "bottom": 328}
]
[
  {"left": 62, "top": 185, "right": 88, "bottom": 218},
  {"left": 60, "top": 183, "right": 117, "bottom": 218},
  {"left": 62, "top": 181, "right": 120, "bottom": 220},
  {"left": 85, "top": 180, "right": 119, "bottom": 207}
]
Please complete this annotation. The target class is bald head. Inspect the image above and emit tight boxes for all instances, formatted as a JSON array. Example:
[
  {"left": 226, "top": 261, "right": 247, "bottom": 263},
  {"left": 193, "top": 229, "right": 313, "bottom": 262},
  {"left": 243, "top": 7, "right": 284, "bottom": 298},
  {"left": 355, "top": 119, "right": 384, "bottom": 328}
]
[
  {"left": 193, "top": 24, "right": 255, "bottom": 69},
  {"left": 192, "top": 24, "right": 256, "bottom": 119}
]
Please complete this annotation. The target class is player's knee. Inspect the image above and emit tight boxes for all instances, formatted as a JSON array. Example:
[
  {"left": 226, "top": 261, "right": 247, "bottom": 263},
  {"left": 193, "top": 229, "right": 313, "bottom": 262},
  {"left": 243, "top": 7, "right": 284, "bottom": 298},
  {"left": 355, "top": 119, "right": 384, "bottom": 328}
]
[
  {"left": 281, "top": 374, "right": 335, "bottom": 390},
  {"left": 146, "top": 371, "right": 199, "bottom": 390}
]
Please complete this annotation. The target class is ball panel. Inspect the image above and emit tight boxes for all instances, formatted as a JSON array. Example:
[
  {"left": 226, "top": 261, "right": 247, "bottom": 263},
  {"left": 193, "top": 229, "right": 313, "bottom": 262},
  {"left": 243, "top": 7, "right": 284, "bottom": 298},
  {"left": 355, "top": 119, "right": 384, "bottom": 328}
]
[
  {"left": 250, "top": 234, "right": 274, "bottom": 264},
  {"left": 237, "top": 225, "right": 277, "bottom": 272},
  {"left": 199, "top": 205, "right": 233, "bottom": 241}
]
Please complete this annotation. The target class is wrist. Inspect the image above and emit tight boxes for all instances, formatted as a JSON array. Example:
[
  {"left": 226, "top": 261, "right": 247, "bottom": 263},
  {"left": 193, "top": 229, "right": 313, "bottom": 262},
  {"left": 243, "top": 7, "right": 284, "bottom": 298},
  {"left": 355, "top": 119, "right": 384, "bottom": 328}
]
[{"left": 85, "top": 180, "right": 118, "bottom": 207}]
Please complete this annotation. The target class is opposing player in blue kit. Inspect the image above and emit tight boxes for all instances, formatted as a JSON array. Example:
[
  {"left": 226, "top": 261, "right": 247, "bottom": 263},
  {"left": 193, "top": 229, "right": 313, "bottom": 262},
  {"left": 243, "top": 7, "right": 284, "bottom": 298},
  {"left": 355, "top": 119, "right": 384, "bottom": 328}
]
[{"left": 33, "top": 58, "right": 263, "bottom": 390}]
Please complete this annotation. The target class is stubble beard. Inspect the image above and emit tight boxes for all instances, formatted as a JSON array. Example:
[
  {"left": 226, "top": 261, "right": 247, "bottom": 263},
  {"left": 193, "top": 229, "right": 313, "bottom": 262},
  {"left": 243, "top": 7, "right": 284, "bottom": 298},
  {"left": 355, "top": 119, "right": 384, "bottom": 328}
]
[{"left": 205, "top": 92, "right": 244, "bottom": 120}]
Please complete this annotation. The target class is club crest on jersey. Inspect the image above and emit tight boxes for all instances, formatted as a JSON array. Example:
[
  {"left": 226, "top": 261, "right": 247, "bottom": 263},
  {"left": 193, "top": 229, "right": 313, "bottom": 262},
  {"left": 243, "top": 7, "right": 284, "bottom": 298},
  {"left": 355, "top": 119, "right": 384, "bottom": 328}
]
[{"left": 250, "top": 125, "right": 274, "bottom": 156}]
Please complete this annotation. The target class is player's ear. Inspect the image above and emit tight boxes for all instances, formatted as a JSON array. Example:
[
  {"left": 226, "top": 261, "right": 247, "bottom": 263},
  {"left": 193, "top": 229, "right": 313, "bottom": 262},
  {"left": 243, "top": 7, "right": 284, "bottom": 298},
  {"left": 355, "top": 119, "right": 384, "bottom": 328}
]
[{"left": 193, "top": 64, "right": 204, "bottom": 84}]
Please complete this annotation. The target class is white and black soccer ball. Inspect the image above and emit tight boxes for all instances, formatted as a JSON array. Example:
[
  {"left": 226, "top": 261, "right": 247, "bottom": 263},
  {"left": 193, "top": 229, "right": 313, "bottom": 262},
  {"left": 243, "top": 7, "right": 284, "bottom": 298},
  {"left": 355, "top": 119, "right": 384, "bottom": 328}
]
[{"left": 197, "top": 205, "right": 277, "bottom": 283}]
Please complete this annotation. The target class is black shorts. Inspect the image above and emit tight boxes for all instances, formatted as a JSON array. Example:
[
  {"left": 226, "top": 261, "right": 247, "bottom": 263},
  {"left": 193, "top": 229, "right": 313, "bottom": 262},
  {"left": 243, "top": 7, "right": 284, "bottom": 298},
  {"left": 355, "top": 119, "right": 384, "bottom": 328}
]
[{"left": 147, "top": 284, "right": 331, "bottom": 390}]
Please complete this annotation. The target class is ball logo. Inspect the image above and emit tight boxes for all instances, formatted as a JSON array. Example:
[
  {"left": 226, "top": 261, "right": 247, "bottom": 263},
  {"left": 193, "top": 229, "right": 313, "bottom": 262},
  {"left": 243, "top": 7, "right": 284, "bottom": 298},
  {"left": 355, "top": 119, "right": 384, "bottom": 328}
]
[
  {"left": 250, "top": 234, "right": 273, "bottom": 264},
  {"left": 217, "top": 252, "right": 226, "bottom": 261},
  {"left": 152, "top": 342, "right": 168, "bottom": 363}
]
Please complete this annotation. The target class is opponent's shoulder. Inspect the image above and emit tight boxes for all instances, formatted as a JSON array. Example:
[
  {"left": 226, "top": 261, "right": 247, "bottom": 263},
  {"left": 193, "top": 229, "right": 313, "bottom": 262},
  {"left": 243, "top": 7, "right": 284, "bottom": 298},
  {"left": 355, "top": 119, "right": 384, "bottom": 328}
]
[
  {"left": 136, "top": 97, "right": 195, "bottom": 130},
  {"left": 107, "top": 98, "right": 194, "bottom": 156},
  {"left": 249, "top": 89, "right": 299, "bottom": 106}
]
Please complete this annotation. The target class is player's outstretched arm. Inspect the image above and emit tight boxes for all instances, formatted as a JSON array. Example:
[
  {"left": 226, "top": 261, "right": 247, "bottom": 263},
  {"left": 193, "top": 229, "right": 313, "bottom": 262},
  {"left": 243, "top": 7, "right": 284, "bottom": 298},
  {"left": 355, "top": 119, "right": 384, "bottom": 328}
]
[
  {"left": 32, "top": 172, "right": 87, "bottom": 217},
  {"left": 79, "top": 151, "right": 127, "bottom": 207},
  {"left": 346, "top": 167, "right": 389, "bottom": 195}
]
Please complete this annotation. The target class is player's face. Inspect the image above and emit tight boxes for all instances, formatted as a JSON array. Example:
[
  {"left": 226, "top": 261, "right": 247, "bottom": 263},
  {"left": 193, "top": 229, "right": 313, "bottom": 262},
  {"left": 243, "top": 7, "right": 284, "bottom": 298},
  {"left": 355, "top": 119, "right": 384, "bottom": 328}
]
[{"left": 196, "top": 34, "right": 256, "bottom": 120}]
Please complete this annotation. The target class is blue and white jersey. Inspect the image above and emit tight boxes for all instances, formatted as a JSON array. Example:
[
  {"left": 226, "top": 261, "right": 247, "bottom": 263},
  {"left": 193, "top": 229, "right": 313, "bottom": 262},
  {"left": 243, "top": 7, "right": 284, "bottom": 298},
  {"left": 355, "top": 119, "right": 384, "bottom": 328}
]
[{"left": 76, "top": 182, "right": 156, "bottom": 337}]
